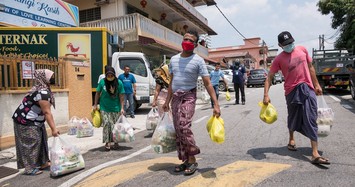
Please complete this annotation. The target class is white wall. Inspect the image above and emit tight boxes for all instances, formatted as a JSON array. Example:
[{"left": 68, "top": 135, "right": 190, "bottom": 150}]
[{"left": 0, "top": 92, "right": 69, "bottom": 137}]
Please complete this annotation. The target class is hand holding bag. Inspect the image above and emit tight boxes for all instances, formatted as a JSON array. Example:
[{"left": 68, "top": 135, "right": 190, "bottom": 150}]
[
  {"left": 206, "top": 116, "right": 225, "bottom": 144},
  {"left": 91, "top": 109, "right": 102, "bottom": 128},
  {"left": 258, "top": 102, "right": 278, "bottom": 124},
  {"left": 151, "top": 112, "right": 176, "bottom": 153}
]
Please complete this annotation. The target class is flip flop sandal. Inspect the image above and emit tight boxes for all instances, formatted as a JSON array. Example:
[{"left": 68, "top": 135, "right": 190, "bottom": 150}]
[
  {"left": 105, "top": 144, "right": 111, "bottom": 151},
  {"left": 174, "top": 161, "right": 188, "bottom": 172},
  {"left": 113, "top": 143, "right": 119, "bottom": 150},
  {"left": 184, "top": 163, "right": 198, "bottom": 176},
  {"left": 311, "top": 157, "right": 330, "bottom": 165},
  {"left": 287, "top": 144, "right": 297, "bottom": 151},
  {"left": 40, "top": 161, "right": 51, "bottom": 170},
  {"left": 24, "top": 168, "right": 43, "bottom": 176}
]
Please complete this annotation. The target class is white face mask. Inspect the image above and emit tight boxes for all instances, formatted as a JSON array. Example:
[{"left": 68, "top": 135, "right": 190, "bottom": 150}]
[{"left": 283, "top": 43, "right": 295, "bottom": 53}]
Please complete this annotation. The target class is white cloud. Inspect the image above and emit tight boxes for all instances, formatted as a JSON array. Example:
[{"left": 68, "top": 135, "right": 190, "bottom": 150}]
[{"left": 196, "top": 0, "right": 337, "bottom": 54}]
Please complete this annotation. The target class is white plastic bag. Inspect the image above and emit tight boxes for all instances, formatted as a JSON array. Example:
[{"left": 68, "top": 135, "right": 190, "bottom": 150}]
[
  {"left": 50, "top": 136, "right": 85, "bottom": 177},
  {"left": 151, "top": 112, "right": 176, "bottom": 154},
  {"left": 67, "top": 116, "right": 80, "bottom": 135},
  {"left": 112, "top": 115, "right": 135, "bottom": 143},
  {"left": 201, "top": 90, "right": 210, "bottom": 103},
  {"left": 146, "top": 107, "right": 160, "bottom": 131},
  {"left": 316, "top": 95, "right": 334, "bottom": 125},
  {"left": 76, "top": 117, "right": 94, "bottom": 138},
  {"left": 316, "top": 95, "right": 334, "bottom": 137}
]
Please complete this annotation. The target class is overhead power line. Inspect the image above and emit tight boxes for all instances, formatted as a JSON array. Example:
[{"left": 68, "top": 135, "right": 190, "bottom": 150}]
[{"left": 214, "top": 4, "right": 247, "bottom": 40}]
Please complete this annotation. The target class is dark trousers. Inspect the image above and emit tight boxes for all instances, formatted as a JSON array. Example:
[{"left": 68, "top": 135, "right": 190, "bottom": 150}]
[
  {"left": 211, "top": 85, "right": 219, "bottom": 107},
  {"left": 234, "top": 82, "right": 245, "bottom": 103}
]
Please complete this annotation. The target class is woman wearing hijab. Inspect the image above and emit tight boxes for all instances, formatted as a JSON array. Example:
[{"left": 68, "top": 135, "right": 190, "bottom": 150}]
[
  {"left": 93, "top": 66, "right": 125, "bottom": 151},
  {"left": 12, "top": 69, "right": 60, "bottom": 176},
  {"left": 152, "top": 64, "right": 171, "bottom": 117}
]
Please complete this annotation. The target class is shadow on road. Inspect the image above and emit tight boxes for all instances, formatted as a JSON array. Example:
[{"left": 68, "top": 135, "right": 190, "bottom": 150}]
[{"left": 247, "top": 146, "right": 329, "bottom": 169}]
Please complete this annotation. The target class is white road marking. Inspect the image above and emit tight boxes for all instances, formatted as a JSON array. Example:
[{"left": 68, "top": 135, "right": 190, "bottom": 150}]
[
  {"left": 329, "top": 95, "right": 341, "bottom": 102},
  {"left": 342, "top": 104, "right": 353, "bottom": 109},
  {"left": 59, "top": 146, "right": 152, "bottom": 187},
  {"left": 193, "top": 116, "right": 209, "bottom": 124},
  {"left": 60, "top": 115, "right": 211, "bottom": 186}
]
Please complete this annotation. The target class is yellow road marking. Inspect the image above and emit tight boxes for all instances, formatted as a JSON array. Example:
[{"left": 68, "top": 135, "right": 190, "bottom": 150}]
[
  {"left": 177, "top": 161, "right": 291, "bottom": 187},
  {"left": 74, "top": 157, "right": 180, "bottom": 187}
]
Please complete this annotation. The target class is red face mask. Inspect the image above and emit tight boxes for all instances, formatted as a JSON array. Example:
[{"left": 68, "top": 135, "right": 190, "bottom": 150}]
[{"left": 181, "top": 41, "right": 195, "bottom": 51}]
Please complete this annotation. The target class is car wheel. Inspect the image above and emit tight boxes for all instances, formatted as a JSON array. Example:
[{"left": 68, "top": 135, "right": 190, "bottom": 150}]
[
  {"left": 219, "top": 82, "right": 226, "bottom": 91},
  {"left": 350, "top": 83, "right": 355, "bottom": 100}
]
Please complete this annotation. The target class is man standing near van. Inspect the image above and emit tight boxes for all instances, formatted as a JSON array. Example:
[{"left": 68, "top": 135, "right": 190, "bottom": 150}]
[
  {"left": 118, "top": 66, "right": 137, "bottom": 118},
  {"left": 163, "top": 30, "right": 221, "bottom": 176}
]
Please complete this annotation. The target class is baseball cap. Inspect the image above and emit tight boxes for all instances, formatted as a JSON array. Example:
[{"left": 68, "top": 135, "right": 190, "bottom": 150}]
[{"left": 278, "top": 31, "right": 295, "bottom": 46}]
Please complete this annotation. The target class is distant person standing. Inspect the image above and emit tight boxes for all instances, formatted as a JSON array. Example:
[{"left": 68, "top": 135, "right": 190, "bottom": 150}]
[
  {"left": 118, "top": 66, "right": 137, "bottom": 118},
  {"left": 163, "top": 30, "right": 221, "bottom": 176},
  {"left": 263, "top": 31, "right": 329, "bottom": 165},
  {"left": 209, "top": 63, "right": 227, "bottom": 108},
  {"left": 231, "top": 61, "right": 246, "bottom": 105}
]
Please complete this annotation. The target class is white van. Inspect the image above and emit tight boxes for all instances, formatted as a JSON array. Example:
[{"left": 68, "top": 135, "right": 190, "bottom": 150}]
[{"left": 111, "top": 52, "right": 155, "bottom": 110}]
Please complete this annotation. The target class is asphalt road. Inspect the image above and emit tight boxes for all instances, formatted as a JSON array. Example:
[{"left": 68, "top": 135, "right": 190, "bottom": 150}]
[{"left": 1, "top": 83, "right": 355, "bottom": 187}]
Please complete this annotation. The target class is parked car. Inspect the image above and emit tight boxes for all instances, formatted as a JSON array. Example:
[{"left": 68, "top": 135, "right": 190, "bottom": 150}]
[
  {"left": 206, "top": 65, "right": 234, "bottom": 92},
  {"left": 274, "top": 72, "right": 283, "bottom": 84},
  {"left": 246, "top": 69, "right": 276, "bottom": 87}
]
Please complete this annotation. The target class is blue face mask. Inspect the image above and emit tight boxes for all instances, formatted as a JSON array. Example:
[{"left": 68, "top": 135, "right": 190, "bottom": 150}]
[{"left": 283, "top": 43, "right": 295, "bottom": 53}]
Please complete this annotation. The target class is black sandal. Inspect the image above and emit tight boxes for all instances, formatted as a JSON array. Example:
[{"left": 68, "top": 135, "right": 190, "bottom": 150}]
[
  {"left": 174, "top": 161, "right": 188, "bottom": 172},
  {"left": 287, "top": 144, "right": 297, "bottom": 151},
  {"left": 184, "top": 162, "right": 198, "bottom": 176}
]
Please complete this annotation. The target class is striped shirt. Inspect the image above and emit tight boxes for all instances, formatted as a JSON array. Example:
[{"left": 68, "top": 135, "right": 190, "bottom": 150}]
[{"left": 169, "top": 53, "right": 209, "bottom": 92}]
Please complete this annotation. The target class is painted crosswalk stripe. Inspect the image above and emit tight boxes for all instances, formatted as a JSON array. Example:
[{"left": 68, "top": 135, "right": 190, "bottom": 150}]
[{"left": 177, "top": 161, "right": 291, "bottom": 187}]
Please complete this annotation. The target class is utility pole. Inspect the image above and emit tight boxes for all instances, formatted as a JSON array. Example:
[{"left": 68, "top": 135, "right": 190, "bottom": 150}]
[{"left": 319, "top": 34, "right": 325, "bottom": 50}]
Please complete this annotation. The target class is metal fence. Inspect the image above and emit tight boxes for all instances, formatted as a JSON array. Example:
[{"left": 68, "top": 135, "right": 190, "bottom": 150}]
[{"left": 0, "top": 57, "right": 66, "bottom": 90}]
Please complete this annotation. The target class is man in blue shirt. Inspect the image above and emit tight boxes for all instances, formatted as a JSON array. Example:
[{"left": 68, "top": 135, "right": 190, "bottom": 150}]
[
  {"left": 231, "top": 61, "right": 246, "bottom": 105},
  {"left": 210, "top": 63, "right": 227, "bottom": 108},
  {"left": 118, "top": 66, "right": 137, "bottom": 118}
]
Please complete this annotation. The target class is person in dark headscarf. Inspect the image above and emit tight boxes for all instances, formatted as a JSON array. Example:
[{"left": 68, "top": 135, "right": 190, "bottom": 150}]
[
  {"left": 12, "top": 69, "right": 60, "bottom": 175},
  {"left": 94, "top": 66, "right": 125, "bottom": 151}
]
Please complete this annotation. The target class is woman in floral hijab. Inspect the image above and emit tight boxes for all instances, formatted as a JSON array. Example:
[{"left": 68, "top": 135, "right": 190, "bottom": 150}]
[{"left": 12, "top": 69, "right": 60, "bottom": 176}]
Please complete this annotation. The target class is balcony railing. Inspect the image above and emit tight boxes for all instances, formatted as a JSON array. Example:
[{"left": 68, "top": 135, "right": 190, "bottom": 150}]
[{"left": 80, "top": 13, "right": 208, "bottom": 58}]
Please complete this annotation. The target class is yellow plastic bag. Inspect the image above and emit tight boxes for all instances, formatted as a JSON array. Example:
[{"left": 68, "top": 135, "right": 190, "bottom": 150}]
[
  {"left": 91, "top": 109, "right": 102, "bottom": 128},
  {"left": 225, "top": 90, "right": 231, "bottom": 101},
  {"left": 258, "top": 102, "right": 278, "bottom": 124},
  {"left": 206, "top": 116, "right": 225, "bottom": 144}
]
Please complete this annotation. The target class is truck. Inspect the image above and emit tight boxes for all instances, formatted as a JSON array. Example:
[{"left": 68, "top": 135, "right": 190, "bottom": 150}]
[
  {"left": 111, "top": 52, "right": 155, "bottom": 110},
  {"left": 0, "top": 27, "right": 154, "bottom": 110},
  {"left": 312, "top": 49, "right": 354, "bottom": 89}
]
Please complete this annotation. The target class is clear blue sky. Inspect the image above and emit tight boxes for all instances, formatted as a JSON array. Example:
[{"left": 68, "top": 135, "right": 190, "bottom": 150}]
[{"left": 196, "top": 0, "right": 337, "bottom": 54}]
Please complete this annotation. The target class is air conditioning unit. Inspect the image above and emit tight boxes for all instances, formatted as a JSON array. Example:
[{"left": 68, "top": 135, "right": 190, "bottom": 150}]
[{"left": 95, "top": 0, "right": 109, "bottom": 6}]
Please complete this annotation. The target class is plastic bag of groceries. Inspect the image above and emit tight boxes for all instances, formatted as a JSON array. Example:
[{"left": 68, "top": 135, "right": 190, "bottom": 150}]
[
  {"left": 225, "top": 90, "right": 231, "bottom": 101},
  {"left": 316, "top": 95, "right": 334, "bottom": 125},
  {"left": 146, "top": 107, "right": 160, "bottom": 131},
  {"left": 112, "top": 115, "right": 135, "bottom": 143},
  {"left": 91, "top": 109, "right": 102, "bottom": 128},
  {"left": 206, "top": 116, "right": 225, "bottom": 144},
  {"left": 151, "top": 112, "right": 176, "bottom": 154},
  {"left": 67, "top": 116, "right": 80, "bottom": 135},
  {"left": 50, "top": 136, "right": 85, "bottom": 177},
  {"left": 316, "top": 95, "right": 334, "bottom": 137},
  {"left": 258, "top": 102, "right": 278, "bottom": 124},
  {"left": 76, "top": 117, "right": 94, "bottom": 138}
]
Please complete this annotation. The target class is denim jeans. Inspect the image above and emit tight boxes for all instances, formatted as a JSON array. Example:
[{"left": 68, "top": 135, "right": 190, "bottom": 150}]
[
  {"left": 211, "top": 85, "right": 219, "bottom": 107},
  {"left": 124, "top": 93, "right": 134, "bottom": 115}
]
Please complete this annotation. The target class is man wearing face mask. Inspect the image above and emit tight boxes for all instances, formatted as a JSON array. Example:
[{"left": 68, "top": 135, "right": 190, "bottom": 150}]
[
  {"left": 263, "top": 31, "right": 329, "bottom": 165},
  {"left": 231, "top": 60, "right": 246, "bottom": 105},
  {"left": 163, "top": 30, "right": 221, "bottom": 176}
]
